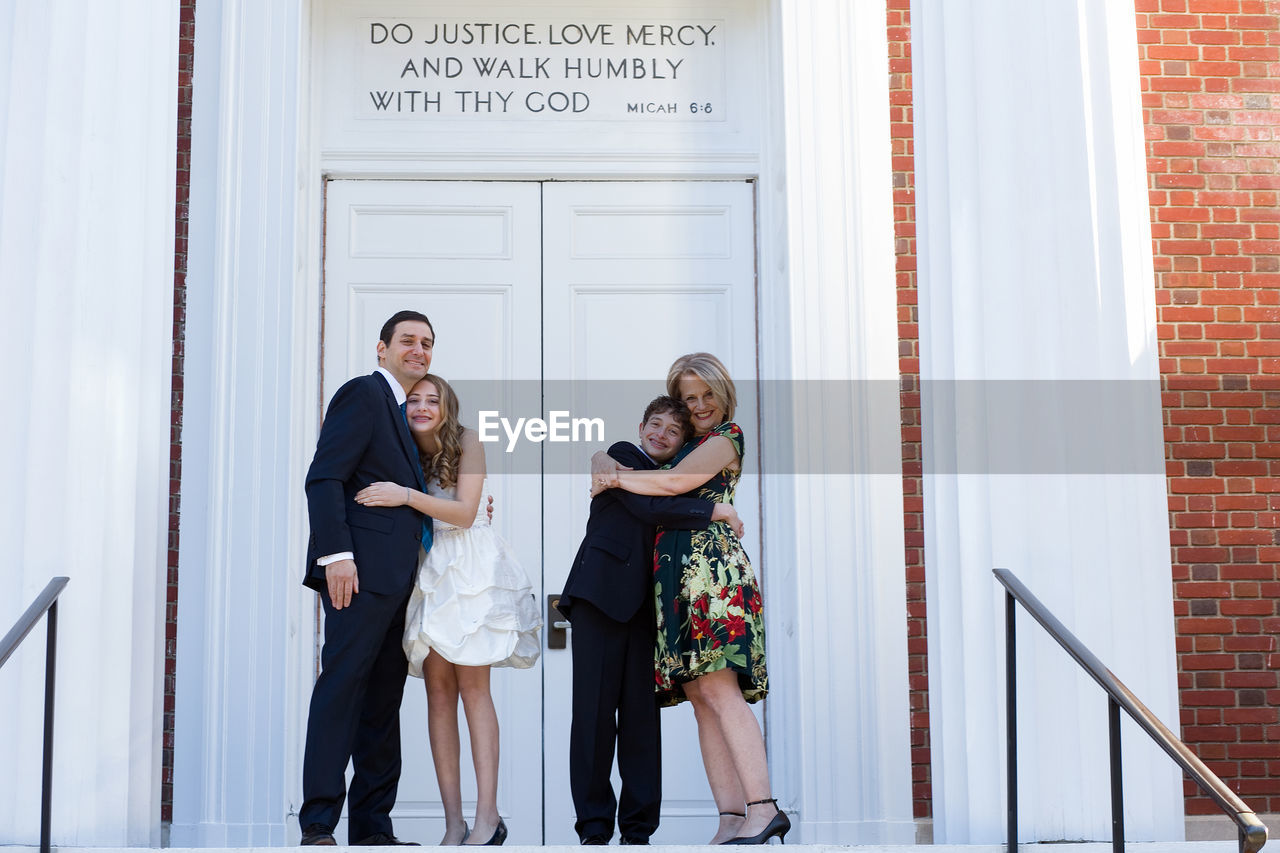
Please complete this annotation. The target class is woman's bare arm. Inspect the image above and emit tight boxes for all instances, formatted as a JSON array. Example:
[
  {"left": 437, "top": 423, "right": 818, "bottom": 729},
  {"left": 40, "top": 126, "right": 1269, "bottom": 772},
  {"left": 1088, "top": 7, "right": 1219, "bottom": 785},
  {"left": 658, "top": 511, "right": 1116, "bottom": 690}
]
[{"left": 598, "top": 435, "right": 739, "bottom": 497}]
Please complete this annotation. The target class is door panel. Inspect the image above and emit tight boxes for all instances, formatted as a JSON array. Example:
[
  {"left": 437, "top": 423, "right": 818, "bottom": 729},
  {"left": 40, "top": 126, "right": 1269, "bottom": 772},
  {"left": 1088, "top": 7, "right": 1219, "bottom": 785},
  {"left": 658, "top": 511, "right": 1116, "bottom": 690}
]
[
  {"left": 542, "top": 181, "right": 759, "bottom": 845},
  {"left": 322, "top": 180, "right": 543, "bottom": 845}
]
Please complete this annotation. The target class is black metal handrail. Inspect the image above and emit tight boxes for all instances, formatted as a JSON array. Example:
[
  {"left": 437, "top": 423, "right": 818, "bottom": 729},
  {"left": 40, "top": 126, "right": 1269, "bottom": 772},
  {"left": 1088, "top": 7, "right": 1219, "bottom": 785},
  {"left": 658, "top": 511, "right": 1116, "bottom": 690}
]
[
  {"left": 995, "top": 569, "right": 1268, "bottom": 853},
  {"left": 0, "top": 577, "right": 69, "bottom": 853}
]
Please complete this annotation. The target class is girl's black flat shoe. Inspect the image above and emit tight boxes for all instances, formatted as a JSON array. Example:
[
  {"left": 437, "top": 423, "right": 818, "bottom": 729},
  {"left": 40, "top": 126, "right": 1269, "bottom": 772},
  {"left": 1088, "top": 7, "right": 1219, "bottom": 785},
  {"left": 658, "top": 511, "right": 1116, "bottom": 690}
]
[
  {"left": 722, "top": 799, "right": 790, "bottom": 845},
  {"left": 481, "top": 818, "right": 507, "bottom": 846}
]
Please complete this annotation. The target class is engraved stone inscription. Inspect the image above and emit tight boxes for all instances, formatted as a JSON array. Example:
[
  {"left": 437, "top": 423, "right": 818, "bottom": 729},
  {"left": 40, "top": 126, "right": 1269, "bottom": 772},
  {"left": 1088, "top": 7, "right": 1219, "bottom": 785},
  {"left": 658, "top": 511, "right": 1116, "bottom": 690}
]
[{"left": 358, "top": 18, "right": 727, "bottom": 121}]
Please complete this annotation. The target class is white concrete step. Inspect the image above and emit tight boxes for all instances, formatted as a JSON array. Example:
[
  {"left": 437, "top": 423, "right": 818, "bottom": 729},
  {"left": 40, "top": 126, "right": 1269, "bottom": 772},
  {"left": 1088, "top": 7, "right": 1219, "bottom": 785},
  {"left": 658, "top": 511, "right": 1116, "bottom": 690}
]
[{"left": 4, "top": 843, "right": 1253, "bottom": 853}]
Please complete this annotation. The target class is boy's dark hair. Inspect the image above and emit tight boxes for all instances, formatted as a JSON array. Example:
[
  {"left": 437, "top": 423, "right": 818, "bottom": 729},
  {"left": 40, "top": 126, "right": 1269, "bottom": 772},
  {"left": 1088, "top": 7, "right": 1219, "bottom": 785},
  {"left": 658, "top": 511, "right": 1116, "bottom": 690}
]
[
  {"left": 642, "top": 395, "right": 695, "bottom": 442},
  {"left": 379, "top": 310, "right": 434, "bottom": 346}
]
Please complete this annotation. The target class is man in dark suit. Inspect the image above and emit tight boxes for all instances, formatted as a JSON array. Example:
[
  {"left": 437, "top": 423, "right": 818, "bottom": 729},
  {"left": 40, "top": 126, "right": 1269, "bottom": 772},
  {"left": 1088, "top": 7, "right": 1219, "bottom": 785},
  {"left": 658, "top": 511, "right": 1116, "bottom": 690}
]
[
  {"left": 560, "top": 396, "right": 742, "bottom": 846},
  {"left": 298, "top": 310, "right": 435, "bottom": 847}
]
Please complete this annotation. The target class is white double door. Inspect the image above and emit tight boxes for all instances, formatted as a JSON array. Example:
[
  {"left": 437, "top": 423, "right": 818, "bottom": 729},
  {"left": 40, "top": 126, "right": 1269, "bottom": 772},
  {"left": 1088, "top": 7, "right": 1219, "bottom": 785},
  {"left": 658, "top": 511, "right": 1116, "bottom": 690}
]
[{"left": 322, "top": 179, "right": 758, "bottom": 844}]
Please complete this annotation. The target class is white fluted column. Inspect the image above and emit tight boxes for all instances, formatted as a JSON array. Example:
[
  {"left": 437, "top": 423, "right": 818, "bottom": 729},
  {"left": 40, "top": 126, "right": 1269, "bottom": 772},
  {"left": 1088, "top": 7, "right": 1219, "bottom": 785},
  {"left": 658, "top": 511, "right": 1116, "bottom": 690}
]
[
  {"left": 913, "top": 0, "right": 1182, "bottom": 842},
  {"left": 757, "top": 0, "right": 914, "bottom": 842},
  {"left": 0, "top": 1, "right": 178, "bottom": 846},
  {"left": 170, "top": 0, "right": 311, "bottom": 846}
]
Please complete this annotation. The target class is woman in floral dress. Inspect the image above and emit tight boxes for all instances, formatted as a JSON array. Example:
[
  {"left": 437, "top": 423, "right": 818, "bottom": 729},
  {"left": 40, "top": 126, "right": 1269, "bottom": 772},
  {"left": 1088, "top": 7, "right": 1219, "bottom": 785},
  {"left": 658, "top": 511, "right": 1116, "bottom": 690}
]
[{"left": 590, "top": 353, "right": 787, "bottom": 845}]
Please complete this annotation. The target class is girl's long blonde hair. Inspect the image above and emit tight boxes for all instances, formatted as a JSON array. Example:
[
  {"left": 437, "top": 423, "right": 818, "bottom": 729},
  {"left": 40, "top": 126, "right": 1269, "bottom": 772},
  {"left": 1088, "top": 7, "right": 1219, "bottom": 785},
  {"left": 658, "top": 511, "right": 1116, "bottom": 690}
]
[{"left": 416, "top": 373, "right": 465, "bottom": 491}]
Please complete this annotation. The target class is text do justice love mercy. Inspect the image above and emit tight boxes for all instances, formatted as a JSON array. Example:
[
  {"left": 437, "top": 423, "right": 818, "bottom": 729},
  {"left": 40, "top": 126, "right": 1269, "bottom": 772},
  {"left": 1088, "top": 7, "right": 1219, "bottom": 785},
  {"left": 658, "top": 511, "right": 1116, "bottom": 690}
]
[{"left": 371, "top": 22, "right": 718, "bottom": 47}]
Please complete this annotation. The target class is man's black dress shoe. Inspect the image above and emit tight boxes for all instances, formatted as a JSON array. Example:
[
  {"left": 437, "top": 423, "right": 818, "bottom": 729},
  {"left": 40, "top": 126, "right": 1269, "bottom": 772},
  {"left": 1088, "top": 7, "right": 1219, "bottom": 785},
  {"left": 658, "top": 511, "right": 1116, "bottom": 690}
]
[
  {"left": 620, "top": 836, "right": 650, "bottom": 845},
  {"left": 300, "top": 825, "right": 336, "bottom": 846},
  {"left": 353, "top": 832, "right": 421, "bottom": 846},
  {"left": 580, "top": 834, "right": 610, "bottom": 845}
]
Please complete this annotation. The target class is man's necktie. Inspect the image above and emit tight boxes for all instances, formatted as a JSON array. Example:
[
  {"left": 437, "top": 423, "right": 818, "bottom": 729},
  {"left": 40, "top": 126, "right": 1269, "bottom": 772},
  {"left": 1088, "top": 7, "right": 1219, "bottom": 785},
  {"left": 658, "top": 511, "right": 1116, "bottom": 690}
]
[{"left": 400, "top": 402, "right": 434, "bottom": 553}]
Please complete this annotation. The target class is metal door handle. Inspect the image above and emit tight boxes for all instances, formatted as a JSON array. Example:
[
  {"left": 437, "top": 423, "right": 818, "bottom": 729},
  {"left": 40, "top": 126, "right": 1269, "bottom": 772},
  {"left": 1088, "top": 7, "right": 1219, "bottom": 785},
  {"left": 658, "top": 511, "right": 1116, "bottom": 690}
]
[{"left": 548, "top": 594, "right": 570, "bottom": 649}]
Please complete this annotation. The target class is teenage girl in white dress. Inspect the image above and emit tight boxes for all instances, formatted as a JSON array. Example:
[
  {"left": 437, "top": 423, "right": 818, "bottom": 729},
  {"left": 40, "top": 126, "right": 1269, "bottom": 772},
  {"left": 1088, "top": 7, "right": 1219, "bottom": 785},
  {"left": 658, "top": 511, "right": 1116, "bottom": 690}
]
[{"left": 356, "top": 373, "right": 540, "bottom": 847}]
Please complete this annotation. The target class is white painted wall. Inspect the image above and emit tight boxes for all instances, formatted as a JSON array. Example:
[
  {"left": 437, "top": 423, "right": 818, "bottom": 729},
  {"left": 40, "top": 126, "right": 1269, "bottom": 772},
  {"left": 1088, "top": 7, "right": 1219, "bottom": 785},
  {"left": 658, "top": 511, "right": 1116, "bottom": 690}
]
[
  {"left": 0, "top": 1, "right": 178, "bottom": 846},
  {"left": 913, "top": 0, "right": 1183, "bottom": 843},
  {"left": 764, "top": 0, "right": 915, "bottom": 843},
  {"left": 171, "top": 0, "right": 312, "bottom": 845}
]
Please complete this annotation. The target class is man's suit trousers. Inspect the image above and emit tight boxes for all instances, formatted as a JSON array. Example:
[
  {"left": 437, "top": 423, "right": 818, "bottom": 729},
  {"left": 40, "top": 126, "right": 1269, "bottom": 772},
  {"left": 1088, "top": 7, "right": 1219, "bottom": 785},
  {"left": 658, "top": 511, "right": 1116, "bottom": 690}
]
[{"left": 300, "top": 584, "right": 412, "bottom": 842}]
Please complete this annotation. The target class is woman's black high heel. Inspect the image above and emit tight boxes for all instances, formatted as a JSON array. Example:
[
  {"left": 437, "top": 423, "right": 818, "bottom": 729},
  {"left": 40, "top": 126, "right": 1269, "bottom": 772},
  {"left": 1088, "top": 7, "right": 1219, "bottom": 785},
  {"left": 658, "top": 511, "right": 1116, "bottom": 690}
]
[{"left": 723, "top": 799, "right": 790, "bottom": 845}]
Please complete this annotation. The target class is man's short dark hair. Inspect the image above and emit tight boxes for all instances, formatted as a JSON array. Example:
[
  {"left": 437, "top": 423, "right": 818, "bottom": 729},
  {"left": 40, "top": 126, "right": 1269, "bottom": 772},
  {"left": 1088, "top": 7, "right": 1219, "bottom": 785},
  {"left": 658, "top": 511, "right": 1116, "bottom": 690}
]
[
  {"left": 642, "top": 395, "right": 695, "bottom": 442},
  {"left": 379, "top": 310, "right": 434, "bottom": 346}
]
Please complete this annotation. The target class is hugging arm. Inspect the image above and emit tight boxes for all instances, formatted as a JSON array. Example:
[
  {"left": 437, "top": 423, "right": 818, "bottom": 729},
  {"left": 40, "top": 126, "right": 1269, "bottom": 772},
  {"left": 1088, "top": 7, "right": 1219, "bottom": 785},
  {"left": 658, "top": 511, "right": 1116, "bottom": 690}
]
[
  {"left": 596, "top": 435, "right": 739, "bottom": 497},
  {"left": 305, "top": 380, "right": 379, "bottom": 607},
  {"left": 305, "top": 380, "right": 376, "bottom": 558},
  {"left": 603, "top": 443, "right": 712, "bottom": 530},
  {"left": 354, "top": 429, "right": 487, "bottom": 527},
  {"left": 611, "top": 490, "right": 744, "bottom": 532},
  {"left": 595, "top": 443, "right": 744, "bottom": 536}
]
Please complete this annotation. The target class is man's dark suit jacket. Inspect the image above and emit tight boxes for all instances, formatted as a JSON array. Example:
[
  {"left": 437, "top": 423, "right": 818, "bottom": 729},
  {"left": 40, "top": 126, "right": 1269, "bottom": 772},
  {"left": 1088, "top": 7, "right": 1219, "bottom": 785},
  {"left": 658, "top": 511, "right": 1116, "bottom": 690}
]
[
  {"left": 560, "top": 441, "right": 713, "bottom": 624},
  {"left": 304, "top": 371, "right": 425, "bottom": 594}
]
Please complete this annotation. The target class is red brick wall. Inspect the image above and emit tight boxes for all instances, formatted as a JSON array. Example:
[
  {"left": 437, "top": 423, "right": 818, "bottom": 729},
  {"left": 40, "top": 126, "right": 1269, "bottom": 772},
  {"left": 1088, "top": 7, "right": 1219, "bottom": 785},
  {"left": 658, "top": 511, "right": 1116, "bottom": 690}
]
[
  {"left": 1138, "top": 0, "right": 1280, "bottom": 816},
  {"left": 890, "top": 0, "right": 1280, "bottom": 821},
  {"left": 163, "top": 0, "right": 196, "bottom": 824},
  {"left": 886, "top": 0, "right": 931, "bottom": 821}
]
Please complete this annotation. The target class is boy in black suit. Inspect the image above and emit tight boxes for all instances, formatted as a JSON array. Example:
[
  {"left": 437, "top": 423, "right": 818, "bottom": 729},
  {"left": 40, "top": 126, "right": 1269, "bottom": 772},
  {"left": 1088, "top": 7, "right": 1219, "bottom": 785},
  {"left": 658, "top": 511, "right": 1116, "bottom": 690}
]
[{"left": 560, "top": 397, "right": 742, "bottom": 845}]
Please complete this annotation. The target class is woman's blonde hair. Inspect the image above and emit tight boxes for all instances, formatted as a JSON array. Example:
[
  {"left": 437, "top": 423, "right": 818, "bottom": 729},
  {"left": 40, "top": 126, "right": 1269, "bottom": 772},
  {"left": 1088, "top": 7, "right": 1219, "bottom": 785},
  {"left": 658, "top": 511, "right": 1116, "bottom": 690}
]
[
  {"left": 414, "top": 374, "right": 465, "bottom": 491},
  {"left": 665, "top": 352, "right": 737, "bottom": 425}
]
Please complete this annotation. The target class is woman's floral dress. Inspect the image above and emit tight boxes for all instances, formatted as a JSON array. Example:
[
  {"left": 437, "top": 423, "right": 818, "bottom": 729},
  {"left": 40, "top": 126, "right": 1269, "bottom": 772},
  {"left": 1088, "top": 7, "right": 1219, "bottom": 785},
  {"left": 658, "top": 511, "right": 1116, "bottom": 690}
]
[{"left": 653, "top": 421, "right": 768, "bottom": 706}]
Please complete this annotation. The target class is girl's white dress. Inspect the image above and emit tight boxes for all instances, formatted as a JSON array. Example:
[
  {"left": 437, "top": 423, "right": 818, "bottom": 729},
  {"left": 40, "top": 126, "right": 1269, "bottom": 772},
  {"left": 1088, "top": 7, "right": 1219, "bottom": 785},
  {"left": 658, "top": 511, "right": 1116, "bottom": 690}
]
[{"left": 403, "top": 478, "right": 541, "bottom": 674}]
